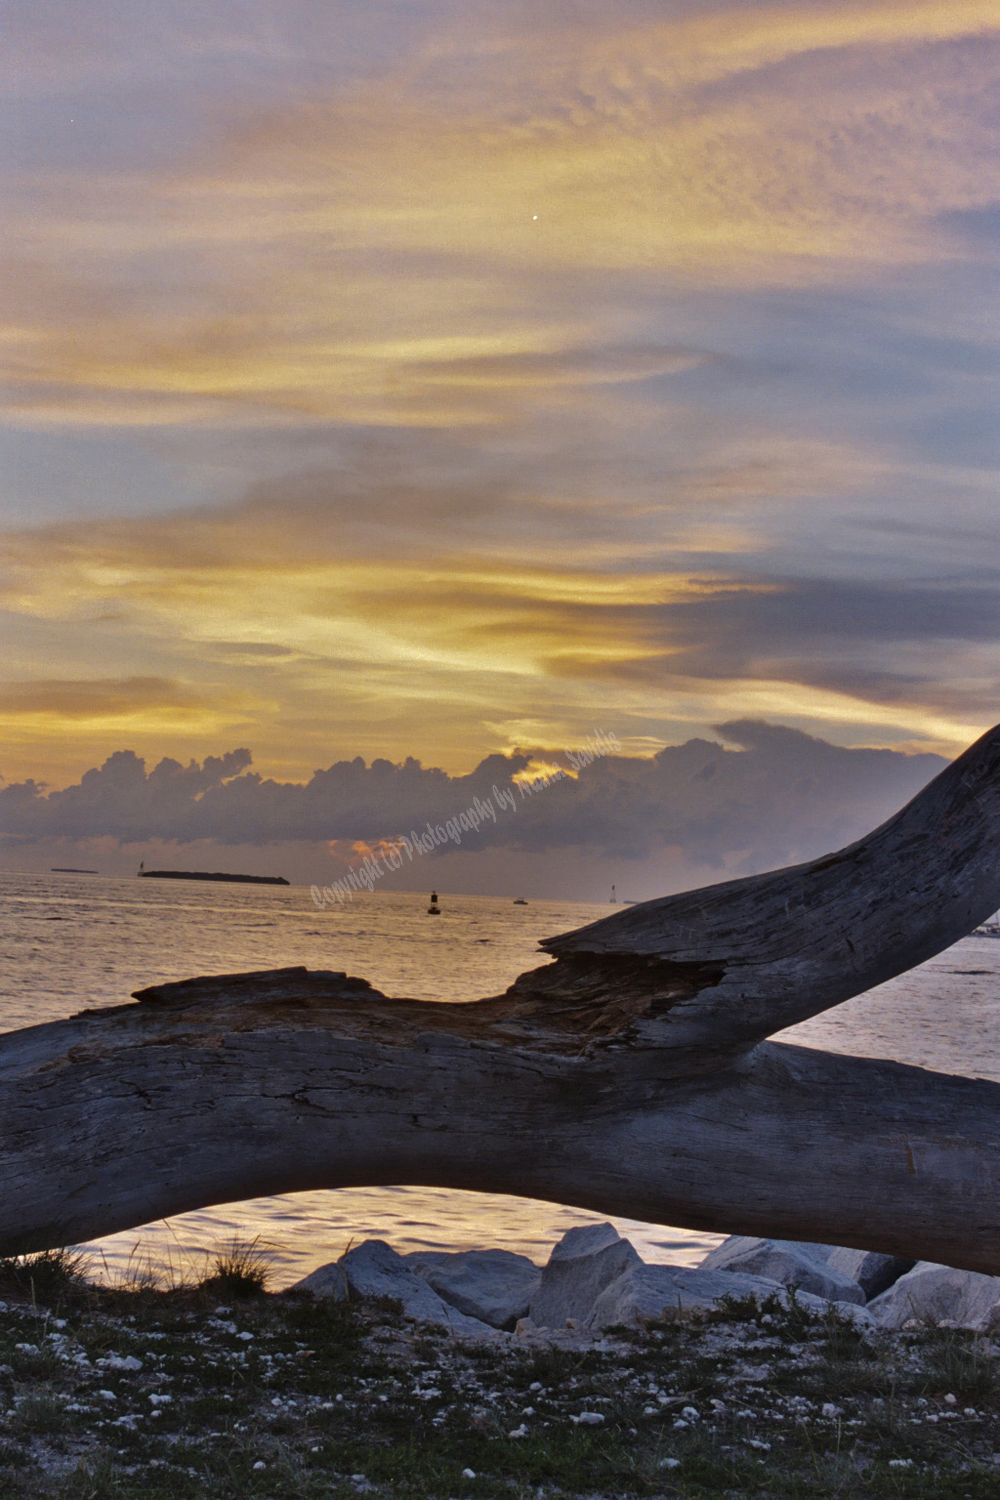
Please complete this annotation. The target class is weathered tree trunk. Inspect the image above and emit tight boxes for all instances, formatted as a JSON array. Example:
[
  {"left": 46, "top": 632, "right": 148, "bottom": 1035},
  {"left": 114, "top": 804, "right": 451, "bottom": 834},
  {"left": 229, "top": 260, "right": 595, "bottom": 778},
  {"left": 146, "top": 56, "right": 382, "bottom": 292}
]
[{"left": 3, "top": 724, "right": 1000, "bottom": 1269}]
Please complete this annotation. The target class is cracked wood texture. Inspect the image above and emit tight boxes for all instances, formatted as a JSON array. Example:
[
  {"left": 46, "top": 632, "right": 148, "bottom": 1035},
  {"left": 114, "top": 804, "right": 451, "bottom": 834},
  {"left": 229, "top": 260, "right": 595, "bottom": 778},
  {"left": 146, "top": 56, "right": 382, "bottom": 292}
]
[{"left": 2, "top": 724, "right": 1000, "bottom": 1269}]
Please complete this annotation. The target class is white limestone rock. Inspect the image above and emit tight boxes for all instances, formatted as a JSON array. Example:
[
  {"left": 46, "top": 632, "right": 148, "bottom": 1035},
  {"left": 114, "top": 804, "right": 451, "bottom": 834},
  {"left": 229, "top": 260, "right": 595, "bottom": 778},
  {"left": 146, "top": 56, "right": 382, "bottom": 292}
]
[
  {"left": 868, "top": 1262, "right": 1000, "bottom": 1330},
  {"left": 404, "top": 1248, "right": 541, "bottom": 1330},
  {"left": 590, "top": 1264, "right": 875, "bottom": 1329},
  {"left": 529, "top": 1223, "right": 642, "bottom": 1329},
  {"left": 591, "top": 1264, "right": 781, "bottom": 1327},
  {"left": 292, "top": 1260, "right": 349, "bottom": 1300},
  {"left": 290, "top": 1240, "right": 493, "bottom": 1335},
  {"left": 699, "top": 1236, "right": 865, "bottom": 1304},
  {"left": 550, "top": 1223, "right": 622, "bottom": 1259},
  {"left": 822, "top": 1247, "right": 915, "bottom": 1301}
]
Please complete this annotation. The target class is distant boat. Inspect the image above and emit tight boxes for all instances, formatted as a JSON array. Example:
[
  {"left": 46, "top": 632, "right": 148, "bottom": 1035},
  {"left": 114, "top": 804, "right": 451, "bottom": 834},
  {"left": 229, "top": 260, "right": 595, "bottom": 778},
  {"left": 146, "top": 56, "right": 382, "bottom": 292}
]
[
  {"left": 138, "top": 870, "right": 289, "bottom": 886},
  {"left": 428, "top": 890, "right": 441, "bottom": 915},
  {"left": 513, "top": 897, "right": 528, "bottom": 905},
  {"left": 610, "top": 884, "right": 616, "bottom": 903},
  {"left": 51, "top": 867, "right": 98, "bottom": 874}
]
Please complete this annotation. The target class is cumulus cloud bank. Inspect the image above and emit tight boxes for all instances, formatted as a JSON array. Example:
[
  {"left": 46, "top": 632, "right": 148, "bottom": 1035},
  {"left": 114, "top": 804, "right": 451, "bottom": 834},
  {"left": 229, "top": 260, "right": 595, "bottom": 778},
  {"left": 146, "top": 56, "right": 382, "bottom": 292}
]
[{"left": 0, "top": 723, "right": 945, "bottom": 879}]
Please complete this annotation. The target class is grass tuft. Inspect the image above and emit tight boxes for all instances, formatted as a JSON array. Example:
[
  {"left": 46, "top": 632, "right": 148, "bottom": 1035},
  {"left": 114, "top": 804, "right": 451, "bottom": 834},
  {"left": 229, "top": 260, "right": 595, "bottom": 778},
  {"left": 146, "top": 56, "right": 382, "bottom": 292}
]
[
  {"left": 920, "top": 1327, "right": 1000, "bottom": 1403},
  {"left": 9, "top": 1390, "right": 72, "bottom": 1437},
  {"left": 199, "top": 1236, "right": 273, "bottom": 1299},
  {"left": 0, "top": 1248, "right": 87, "bottom": 1303}
]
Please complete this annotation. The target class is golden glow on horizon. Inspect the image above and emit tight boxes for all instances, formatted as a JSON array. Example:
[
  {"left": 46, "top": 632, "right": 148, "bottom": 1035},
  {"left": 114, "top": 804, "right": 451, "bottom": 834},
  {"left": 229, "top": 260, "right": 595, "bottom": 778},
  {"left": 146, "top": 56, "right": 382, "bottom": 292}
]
[{"left": 0, "top": 507, "right": 989, "bottom": 784}]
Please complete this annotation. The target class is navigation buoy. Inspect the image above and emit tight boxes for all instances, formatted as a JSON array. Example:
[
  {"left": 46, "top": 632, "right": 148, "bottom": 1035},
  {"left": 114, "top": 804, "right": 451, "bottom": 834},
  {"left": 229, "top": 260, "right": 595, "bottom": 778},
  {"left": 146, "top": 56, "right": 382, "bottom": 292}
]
[{"left": 428, "top": 890, "right": 441, "bottom": 915}]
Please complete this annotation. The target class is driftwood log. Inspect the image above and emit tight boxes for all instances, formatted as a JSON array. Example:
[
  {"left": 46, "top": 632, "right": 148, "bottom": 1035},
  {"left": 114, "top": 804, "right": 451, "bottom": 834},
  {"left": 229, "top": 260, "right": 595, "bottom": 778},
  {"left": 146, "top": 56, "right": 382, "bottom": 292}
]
[{"left": 4, "top": 724, "right": 1000, "bottom": 1270}]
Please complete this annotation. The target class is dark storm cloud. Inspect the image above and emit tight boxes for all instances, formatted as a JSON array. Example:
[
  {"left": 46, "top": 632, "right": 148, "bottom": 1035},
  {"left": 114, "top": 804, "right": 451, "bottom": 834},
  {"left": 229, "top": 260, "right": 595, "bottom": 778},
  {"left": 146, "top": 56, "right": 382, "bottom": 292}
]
[
  {"left": 0, "top": 724, "right": 946, "bottom": 878},
  {"left": 547, "top": 576, "right": 1000, "bottom": 720},
  {"left": 666, "top": 576, "right": 1000, "bottom": 651},
  {"left": 471, "top": 723, "right": 946, "bottom": 871}
]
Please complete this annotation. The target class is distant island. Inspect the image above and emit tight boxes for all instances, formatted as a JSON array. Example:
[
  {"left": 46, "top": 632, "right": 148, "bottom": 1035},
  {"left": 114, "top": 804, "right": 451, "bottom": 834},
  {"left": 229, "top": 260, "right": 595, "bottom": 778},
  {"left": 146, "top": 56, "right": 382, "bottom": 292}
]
[
  {"left": 138, "top": 870, "right": 289, "bottom": 886},
  {"left": 51, "top": 867, "right": 98, "bottom": 874}
]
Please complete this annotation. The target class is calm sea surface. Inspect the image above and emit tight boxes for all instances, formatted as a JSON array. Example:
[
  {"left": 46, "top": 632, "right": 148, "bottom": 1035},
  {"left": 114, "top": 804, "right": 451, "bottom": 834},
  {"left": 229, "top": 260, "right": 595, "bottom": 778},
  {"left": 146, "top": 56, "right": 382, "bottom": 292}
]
[{"left": 2, "top": 871, "right": 999, "bottom": 1287}]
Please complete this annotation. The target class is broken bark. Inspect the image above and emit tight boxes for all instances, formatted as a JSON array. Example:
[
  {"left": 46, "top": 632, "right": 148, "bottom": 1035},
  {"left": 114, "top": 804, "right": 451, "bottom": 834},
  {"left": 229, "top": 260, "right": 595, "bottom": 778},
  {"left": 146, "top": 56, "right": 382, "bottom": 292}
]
[{"left": 2, "top": 724, "right": 1000, "bottom": 1269}]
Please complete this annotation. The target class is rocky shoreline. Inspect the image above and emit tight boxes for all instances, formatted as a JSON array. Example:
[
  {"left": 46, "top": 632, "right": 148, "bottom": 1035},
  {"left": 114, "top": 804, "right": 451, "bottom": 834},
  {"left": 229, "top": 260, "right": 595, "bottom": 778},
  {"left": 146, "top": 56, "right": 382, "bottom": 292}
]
[
  {"left": 291, "top": 1222, "right": 1000, "bottom": 1342},
  {"left": 0, "top": 1229, "right": 998, "bottom": 1498}
]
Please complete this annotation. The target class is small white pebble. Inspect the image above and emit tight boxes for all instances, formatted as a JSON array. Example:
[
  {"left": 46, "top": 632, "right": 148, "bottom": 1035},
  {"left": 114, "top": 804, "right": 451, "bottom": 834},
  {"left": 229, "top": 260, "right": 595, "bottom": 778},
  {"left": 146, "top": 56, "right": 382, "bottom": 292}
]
[
  {"left": 748, "top": 1439, "right": 771, "bottom": 1452},
  {"left": 681, "top": 1405, "right": 699, "bottom": 1421},
  {"left": 237, "top": 1331, "right": 254, "bottom": 1342},
  {"left": 673, "top": 1418, "right": 689, "bottom": 1430},
  {"left": 821, "top": 1403, "right": 842, "bottom": 1418},
  {"left": 889, "top": 1458, "right": 914, "bottom": 1468},
  {"left": 521, "top": 1405, "right": 535, "bottom": 1416},
  {"left": 573, "top": 1412, "right": 605, "bottom": 1426},
  {"left": 944, "top": 1393, "right": 958, "bottom": 1406},
  {"left": 252, "top": 1460, "right": 266, "bottom": 1470},
  {"left": 98, "top": 1390, "right": 117, "bottom": 1401},
  {"left": 462, "top": 1469, "right": 476, "bottom": 1480},
  {"left": 508, "top": 1423, "right": 529, "bottom": 1438},
  {"left": 659, "top": 1457, "right": 681, "bottom": 1470},
  {"left": 529, "top": 1381, "right": 543, "bottom": 1392},
  {"left": 149, "top": 1394, "right": 172, "bottom": 1406}
]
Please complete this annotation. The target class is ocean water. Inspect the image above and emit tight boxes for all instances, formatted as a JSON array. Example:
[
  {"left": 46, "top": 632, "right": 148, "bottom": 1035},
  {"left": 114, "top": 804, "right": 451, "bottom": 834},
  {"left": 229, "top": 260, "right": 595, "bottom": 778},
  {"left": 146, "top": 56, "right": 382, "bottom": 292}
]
[{"left": 2, "top": 870, "right": 999, "bottom": 1287}]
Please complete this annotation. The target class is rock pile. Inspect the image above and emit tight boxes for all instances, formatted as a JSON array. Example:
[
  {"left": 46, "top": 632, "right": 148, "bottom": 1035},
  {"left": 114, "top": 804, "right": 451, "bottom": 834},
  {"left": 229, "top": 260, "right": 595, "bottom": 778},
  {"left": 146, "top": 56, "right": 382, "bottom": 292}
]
[{"left": 290, "top": 1226, "right": 1000, "bottom": 1338}]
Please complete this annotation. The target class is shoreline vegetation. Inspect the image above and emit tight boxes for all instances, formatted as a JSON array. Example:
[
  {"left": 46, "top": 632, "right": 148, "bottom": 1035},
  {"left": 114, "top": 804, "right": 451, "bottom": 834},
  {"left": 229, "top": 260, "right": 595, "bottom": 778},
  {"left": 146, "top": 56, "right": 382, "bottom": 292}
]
[{"left": 0, "top": 1241, "right": 997, "bottom": 1500}]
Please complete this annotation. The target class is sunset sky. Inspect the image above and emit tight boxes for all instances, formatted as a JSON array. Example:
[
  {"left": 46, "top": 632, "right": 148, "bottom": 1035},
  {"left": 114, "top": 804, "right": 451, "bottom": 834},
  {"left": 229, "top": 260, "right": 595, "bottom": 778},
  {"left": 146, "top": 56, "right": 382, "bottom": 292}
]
[{"left": 2, "top": 1, "right": 999, "bottom": 887}]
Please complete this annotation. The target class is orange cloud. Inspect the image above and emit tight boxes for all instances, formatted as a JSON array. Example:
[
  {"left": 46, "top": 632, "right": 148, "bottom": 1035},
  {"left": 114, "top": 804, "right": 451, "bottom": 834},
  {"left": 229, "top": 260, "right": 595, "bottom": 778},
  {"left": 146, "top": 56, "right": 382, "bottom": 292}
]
[{"left": 1, "top": 478, "right": 992, "bottom": 790}]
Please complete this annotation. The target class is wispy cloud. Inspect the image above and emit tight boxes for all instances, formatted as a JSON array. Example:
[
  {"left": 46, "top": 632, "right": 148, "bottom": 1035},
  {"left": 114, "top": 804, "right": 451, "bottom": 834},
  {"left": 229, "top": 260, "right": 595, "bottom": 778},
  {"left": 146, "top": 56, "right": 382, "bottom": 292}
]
[
  {"left": 2, "top": 2, "right": 998, "bottom": 794},
  {"left": 1, "top": 449, "right": 996, "bottom": 790},
  {"left": 4, "top": 4, "right": 998, "bottom": 430}
]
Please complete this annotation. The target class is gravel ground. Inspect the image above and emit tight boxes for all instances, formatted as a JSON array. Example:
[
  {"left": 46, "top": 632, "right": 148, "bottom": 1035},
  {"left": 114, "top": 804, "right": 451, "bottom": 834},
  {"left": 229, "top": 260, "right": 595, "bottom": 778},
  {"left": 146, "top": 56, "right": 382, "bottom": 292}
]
[{"left": 0, "top": 1257, "right": 998, "bottom": 1499}]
